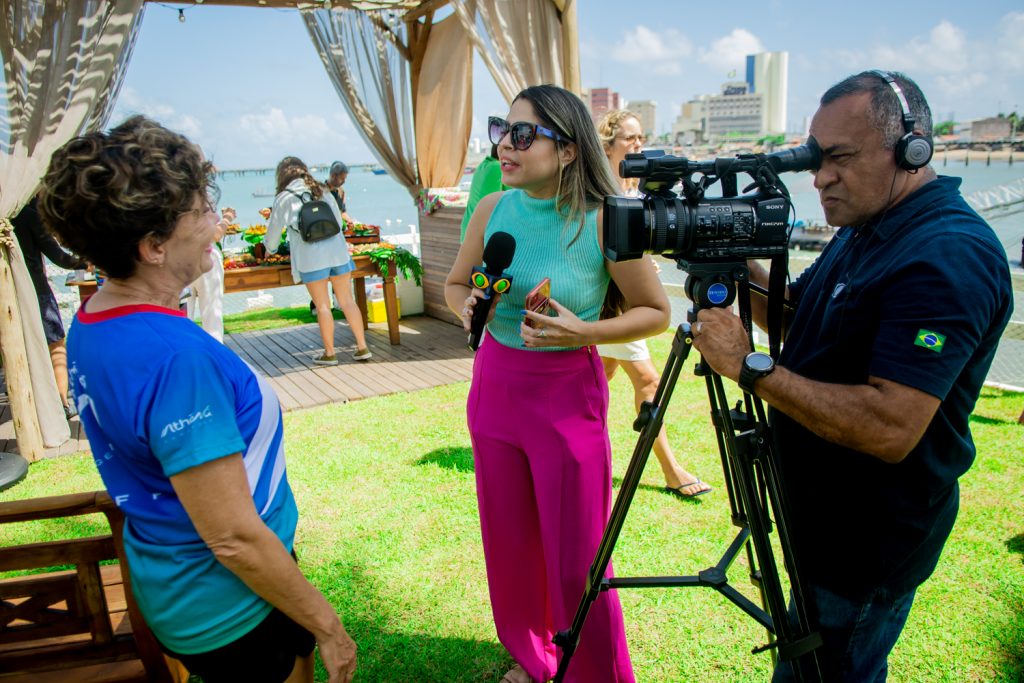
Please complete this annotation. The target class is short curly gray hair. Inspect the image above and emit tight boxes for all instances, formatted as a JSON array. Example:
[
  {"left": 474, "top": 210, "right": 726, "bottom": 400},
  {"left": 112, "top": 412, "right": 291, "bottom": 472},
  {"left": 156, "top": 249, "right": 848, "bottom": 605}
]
[{"left": 38, "top": 115, "right": 217, "bottom": 279}]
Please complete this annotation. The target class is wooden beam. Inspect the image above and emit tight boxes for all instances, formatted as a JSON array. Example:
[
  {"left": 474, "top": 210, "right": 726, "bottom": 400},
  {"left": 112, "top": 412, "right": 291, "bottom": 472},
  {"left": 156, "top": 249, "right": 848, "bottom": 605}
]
[
  {"left": 559, "top": 0, "right": 580, "bottom": 94},
  {"left": 402, "top": 0, "right": 449, "bottom": 23},
  {"left": 0, "top": 222, "right": 45, "bottom": 462},
  {"left": 141, "top": 1, "right": 422, "bottom": 11},
  {"left": 368, "top": 12, "right": 411, "bottom": 61}
]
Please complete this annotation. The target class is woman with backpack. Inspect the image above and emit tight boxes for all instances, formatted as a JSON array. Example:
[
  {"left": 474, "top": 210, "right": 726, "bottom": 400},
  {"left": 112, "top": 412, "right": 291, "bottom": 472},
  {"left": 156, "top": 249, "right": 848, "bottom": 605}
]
[{"left": 266, "top": 156, "right": 371, "bottom": 364}]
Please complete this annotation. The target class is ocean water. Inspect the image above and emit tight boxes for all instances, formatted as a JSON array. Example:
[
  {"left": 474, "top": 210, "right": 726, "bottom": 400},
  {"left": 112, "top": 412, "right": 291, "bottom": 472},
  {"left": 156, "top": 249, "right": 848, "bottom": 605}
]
[
  {"left": 48, "top": 162, "right": 1023, "bottom": 386},
  {"left": 214, "top": 168, "right": 421, "bottom": 240},
  {"left": 215, "top": 161, "right": 1023, "bottom": 261}
]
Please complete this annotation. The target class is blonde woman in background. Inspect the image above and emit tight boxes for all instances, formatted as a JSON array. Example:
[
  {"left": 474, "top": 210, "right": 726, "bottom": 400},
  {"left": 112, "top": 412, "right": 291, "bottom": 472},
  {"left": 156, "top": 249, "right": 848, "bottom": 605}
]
[{"left": 595, "top": 109, "right": 712, "bottom": 499}]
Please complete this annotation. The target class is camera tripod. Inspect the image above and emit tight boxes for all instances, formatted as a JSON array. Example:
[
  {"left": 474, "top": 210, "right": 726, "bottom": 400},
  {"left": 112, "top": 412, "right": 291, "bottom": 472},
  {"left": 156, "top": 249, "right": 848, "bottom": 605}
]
[{"left": 551, "top": 266, "right": 824, "bottom": 682}]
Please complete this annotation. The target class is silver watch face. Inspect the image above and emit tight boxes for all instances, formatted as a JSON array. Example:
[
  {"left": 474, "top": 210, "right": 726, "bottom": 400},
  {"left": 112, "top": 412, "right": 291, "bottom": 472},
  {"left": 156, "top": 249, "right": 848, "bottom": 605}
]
[{"left": 746, "top": 352, "right": 774, "bottom": 372}]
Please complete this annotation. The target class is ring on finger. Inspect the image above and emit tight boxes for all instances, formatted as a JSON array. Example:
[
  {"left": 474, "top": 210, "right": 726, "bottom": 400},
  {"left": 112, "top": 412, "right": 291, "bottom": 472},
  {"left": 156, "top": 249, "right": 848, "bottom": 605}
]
[
  {"left": 695, "top": 322, "right": 703, "bottom": 334},
  {"left": 538, "top": 328, "right": 546, "bottom": 338}
]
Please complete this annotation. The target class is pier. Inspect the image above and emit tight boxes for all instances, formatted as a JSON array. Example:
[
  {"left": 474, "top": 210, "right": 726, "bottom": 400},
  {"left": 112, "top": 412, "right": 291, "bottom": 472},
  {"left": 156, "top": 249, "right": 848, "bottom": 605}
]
[{"left": 216, "top": 162, "right": 382, "bottom": 178}]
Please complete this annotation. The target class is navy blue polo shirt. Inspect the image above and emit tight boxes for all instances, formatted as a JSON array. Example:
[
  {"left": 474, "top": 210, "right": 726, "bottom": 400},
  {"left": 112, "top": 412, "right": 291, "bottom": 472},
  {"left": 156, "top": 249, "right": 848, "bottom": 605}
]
[{"left": 773, "top": 176, "right": 1013, "bottom": 599}]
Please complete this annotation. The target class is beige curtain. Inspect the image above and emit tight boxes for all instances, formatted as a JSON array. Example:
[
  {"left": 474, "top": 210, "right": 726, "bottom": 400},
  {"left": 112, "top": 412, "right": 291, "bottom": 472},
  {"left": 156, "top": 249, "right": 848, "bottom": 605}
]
[
  {"left": 0, "top": 0, "right": 145, "bottom": 450},
  {"left": 415, "top": 14, "right": 472, "bottom": 189},
  {"left": 451, "top": 0, "right": 564, "bottom": 104},
  {"left": 303, "top": 8, "right": 420, "bottom": 196}
]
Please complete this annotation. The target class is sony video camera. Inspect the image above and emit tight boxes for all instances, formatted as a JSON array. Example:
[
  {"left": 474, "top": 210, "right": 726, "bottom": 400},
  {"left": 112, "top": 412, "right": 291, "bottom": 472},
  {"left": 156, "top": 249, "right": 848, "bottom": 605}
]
[{"left": 603, "top": 142, "right": 821, "bottom": 271}]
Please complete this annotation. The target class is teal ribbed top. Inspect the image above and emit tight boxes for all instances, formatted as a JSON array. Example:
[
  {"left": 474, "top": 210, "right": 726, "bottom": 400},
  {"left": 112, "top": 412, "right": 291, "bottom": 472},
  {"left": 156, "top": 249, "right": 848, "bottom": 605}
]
[{"left": 484, "top": 189, "right": 609, "bottom": 350}]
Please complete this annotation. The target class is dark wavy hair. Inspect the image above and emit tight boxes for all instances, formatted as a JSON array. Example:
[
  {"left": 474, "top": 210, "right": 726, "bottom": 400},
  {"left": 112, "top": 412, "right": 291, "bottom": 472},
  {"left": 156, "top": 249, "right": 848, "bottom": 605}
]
[
  {"left": 275, "top": 156, "right": 323, "bottom": 200},
  {"left": 37, "top": 115, "right": 217, "bottom": 279}
]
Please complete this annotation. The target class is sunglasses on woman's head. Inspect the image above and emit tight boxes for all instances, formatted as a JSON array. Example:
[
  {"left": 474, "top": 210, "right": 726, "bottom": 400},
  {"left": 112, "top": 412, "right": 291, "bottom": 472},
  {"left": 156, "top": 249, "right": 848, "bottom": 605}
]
[{"left": 488, "top": 116, "right": 573, "bottom": 151}]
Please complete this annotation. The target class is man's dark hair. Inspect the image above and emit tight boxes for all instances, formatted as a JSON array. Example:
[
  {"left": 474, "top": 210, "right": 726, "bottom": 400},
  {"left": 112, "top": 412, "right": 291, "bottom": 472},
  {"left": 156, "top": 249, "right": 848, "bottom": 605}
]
[{"left": 820, "top": 71, "right": 932, "bottom": 151}]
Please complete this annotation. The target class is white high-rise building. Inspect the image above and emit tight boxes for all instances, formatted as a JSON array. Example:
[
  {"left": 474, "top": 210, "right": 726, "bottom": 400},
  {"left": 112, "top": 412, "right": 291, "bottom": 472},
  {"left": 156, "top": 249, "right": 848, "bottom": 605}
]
[{"left": 745, "top": 51, "right": 788, "bottom": 135}]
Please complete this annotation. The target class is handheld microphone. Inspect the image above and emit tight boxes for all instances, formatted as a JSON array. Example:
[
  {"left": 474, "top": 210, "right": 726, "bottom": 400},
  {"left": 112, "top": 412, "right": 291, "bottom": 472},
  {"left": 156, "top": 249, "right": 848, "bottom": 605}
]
[{"left": 468, "top": 231, "right": 516, "bottom": 351}]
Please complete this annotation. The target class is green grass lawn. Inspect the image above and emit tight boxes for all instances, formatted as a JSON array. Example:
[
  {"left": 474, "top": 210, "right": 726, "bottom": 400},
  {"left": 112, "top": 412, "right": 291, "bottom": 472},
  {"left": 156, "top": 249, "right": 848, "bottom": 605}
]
[{"left": 3, "top": 333, "right": 1022, "bottom": 682}]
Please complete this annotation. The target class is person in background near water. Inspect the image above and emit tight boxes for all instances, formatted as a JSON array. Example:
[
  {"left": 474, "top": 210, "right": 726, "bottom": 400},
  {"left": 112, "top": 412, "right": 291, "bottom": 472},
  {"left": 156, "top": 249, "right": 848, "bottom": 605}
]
[
  {"left": 189, "top": 204, "right": 235, "bottom": 342},
  {"left": 266, "top": 157, "right": 371, "bottom": 364},
  {"left": 445, "top": 84, "right": 670, "bottom": 683},
  {"left": 326, "top": 161, "right": 358, "bottom": 226},
  {"left": 595, "top": 109, "right": 712, "bottom": 499},
  {"left": 38, "top": 116, "right": 358, "bottom": 683},
  {"left": 692, "top": 71, "right": 1013, "bottom": 682},
  {"left": 11, "top": 195, "right": 88, "bottom": 420},
  {"left": 459, "top": 143, "right": 506, "bottom": 243}
]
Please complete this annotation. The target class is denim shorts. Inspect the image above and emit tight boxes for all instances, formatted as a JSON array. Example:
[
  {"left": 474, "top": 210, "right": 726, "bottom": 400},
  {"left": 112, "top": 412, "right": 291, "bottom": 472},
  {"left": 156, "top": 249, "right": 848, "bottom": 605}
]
[{"left": 299, "top": 259, "right": 355, "bottom": 283}]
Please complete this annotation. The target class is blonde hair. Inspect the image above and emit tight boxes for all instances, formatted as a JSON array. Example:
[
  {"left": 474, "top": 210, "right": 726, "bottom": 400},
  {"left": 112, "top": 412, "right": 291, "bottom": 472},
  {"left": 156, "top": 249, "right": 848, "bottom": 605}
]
[
  {"left": 596, "top": 109, "right": 640, "bottom": 149},
  {"left": 275, "top": 156, "right": 323, "bottom": 200},
  {"left": 596, "top": 109, "right": 641, "bottom": 193},
  {"left": 512, "top": 85, "right": 618, "bottom": 245}
]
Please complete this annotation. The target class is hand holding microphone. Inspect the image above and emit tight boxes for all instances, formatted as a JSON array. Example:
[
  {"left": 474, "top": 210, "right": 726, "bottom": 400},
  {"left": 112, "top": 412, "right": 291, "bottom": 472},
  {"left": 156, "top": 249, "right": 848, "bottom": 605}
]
[{"left": 467, "top": 231, "right": 516, "bottom": 351}]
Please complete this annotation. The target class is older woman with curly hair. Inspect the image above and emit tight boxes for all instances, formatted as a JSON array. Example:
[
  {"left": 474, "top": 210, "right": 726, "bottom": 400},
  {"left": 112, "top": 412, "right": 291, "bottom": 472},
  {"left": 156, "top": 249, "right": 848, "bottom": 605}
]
[{"left": 38, "top": 116, "right": 357, "bottom": 683}]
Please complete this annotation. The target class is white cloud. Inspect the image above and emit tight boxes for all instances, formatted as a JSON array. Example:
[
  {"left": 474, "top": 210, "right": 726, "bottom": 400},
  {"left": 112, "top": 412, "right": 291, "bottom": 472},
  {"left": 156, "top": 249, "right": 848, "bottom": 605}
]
[
  {"left": 112, "top": 88, "right": 203, "bottom": 140},
  {"left": 995, "top": 11, "right": 1024, "bottom": 71},
  {"left": 611, "top": 26, "right": 693, "bottom": 75},
  {"left": 239, "top": 108, "right": 348, "bottom": 148},
  {"left": 871, "top": 20, "right": 969, "bottom": 74},
  {"left": 698, "top": 29, "right": 764, "bottom": 74},
  {"left": 934, "top": 71, "right": 988, "bottom": 100}
]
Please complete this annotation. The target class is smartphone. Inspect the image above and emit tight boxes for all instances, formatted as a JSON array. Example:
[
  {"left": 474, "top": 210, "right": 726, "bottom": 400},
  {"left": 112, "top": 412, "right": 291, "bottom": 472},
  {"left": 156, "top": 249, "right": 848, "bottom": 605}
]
[{"left": 524, "top": 277, "right": 551, "bottom": 328}]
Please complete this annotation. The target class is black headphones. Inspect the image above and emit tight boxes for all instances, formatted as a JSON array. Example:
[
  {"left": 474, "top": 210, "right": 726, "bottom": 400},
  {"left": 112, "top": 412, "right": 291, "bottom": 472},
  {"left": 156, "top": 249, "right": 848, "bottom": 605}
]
[{"left": 871, "top": 69, "right": 933, "bottom": 171}]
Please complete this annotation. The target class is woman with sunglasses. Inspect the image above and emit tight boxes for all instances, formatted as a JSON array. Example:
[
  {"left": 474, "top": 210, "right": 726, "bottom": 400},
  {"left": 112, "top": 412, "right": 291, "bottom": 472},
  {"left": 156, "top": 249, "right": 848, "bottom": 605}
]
[
  {"left": 38, "top": 117, "right": 357, "bottom": 683},
  {"left": 445, "top": 85, "right": 670, "bottom": 683},
  {"left": 595, "top": 110, "right": 712, "bottom": 499}
]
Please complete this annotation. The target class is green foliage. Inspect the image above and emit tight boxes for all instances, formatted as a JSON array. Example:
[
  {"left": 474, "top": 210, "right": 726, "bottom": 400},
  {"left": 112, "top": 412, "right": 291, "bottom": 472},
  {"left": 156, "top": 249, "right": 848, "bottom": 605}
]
[
  {"left": 934, "top": 120, "right": 955, "bottom": 136},
  {"left": 2, "top": 334, "right": 1021, "bottom": 682},
  {"left": 363, "top": 245, "right": 423, "bottom": 285}
]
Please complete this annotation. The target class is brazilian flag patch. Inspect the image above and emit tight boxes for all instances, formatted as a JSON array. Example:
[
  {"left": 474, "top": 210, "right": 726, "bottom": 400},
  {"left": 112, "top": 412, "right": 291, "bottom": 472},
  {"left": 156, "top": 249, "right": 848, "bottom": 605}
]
[{"left": 914, "top": 329, "right": 946, "bottom": 353}]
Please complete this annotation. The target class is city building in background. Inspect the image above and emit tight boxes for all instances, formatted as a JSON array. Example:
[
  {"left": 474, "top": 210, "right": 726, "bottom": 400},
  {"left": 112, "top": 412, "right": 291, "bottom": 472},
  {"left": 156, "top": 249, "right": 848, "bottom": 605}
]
[
  {"left": 671, "top": 97, "right": 707, "bottom": 145},
  {"left": 625, "top": 99, "right": 656, "bottom": 140},
  {"left": 622, "top": 98, "right": 655, "bottom": 140},
  {"left": 746, "top": 51, "right": 789, "bottom": 135},
  {"left": 706, "top": 81, "right": 763, "bottom": 141},
  {"left": 583, "top": 86, "right": 621, "bottom": 122},
  {"left": 960, "top": 117, "right": 1013, "bottom": 142}
]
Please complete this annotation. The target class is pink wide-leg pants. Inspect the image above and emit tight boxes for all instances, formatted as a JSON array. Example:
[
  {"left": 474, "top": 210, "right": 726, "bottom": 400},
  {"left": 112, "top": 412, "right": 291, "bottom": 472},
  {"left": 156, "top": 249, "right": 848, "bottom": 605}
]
[{"left": 467, "top": 334, "right": 635, "bottom": 683}]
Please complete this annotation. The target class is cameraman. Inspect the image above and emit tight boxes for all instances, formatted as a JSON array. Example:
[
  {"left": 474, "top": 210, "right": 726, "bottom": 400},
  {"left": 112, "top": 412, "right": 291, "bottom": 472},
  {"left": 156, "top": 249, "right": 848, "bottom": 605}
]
[{"left": 691, "top": 71, "right": 1013, "bottom": 681}]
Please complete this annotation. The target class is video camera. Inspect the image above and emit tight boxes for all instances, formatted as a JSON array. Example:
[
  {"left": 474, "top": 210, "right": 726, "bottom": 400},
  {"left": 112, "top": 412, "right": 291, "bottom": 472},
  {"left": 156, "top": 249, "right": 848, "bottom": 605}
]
[{"left": 603, "top": 141, "right": 821, "bottom": 272}]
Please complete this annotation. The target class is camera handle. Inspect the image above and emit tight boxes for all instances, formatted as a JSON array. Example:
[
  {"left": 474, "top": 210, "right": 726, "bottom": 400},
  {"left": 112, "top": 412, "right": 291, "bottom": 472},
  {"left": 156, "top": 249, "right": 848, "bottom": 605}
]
[{"left": 551, "top": 282, "right": 823, "bottom": 683}]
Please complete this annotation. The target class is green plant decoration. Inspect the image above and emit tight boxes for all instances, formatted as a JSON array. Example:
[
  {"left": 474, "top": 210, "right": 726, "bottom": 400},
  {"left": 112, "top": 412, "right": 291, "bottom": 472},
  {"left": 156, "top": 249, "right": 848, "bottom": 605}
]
[{"left": 363, "top": 246, "right": 423, "bottom": 286}]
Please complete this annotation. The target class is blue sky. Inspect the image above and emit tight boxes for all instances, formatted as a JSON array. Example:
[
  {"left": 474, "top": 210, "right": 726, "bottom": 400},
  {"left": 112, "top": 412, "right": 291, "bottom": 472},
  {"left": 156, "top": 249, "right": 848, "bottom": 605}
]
[{"left": 109, "top": 0, "right": 1024, "bottom": 170}]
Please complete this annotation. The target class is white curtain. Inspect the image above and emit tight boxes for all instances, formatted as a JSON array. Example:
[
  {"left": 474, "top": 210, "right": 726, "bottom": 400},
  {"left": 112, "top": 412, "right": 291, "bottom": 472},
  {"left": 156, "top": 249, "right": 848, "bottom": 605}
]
[
  {"left": 450, "top": 0, "right": 564, "bottom": 104},
  {"left": 0, "top": 0, "right": 145, "bottom": 449},
  {"left": 303, "top": 8, "right": 420, "bottom": 196}
]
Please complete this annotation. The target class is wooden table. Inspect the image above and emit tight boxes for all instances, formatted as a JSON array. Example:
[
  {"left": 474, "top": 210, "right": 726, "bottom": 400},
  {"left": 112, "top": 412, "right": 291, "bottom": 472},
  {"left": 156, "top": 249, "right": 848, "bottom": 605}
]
[{"left": 66, "top": 254, "right": 402, "bottom": 345}]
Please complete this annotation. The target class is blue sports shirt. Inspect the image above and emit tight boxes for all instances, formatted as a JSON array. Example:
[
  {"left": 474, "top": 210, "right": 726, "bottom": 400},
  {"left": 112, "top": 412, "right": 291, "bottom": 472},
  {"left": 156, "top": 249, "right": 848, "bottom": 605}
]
[{"left": 67, "top": 303, "right": 298, "bottom": 654}]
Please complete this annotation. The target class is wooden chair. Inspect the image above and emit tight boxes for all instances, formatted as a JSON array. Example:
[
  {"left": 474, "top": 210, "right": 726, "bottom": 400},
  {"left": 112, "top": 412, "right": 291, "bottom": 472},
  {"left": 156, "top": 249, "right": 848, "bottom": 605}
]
[{"left": 0, "top": 491, "right": 189, "bottom": 682}]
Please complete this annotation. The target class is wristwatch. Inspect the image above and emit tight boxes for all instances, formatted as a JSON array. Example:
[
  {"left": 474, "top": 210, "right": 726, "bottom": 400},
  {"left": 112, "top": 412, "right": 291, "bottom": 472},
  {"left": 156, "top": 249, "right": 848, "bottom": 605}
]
[{"left": 738, "top": 352, "right": 775, "bottom": 394}]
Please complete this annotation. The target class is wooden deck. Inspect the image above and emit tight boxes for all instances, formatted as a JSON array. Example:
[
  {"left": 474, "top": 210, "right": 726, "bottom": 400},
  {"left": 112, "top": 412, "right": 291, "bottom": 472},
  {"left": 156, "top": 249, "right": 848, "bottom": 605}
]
[{"left": 0, "top": 315, "right": 472, "bottom": 458}]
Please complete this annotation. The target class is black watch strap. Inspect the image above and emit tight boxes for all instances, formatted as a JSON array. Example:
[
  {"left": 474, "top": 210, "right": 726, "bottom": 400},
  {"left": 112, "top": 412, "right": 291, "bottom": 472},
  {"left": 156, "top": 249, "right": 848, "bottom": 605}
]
[{"left": 739, "top": 352, "right": 775, "bottom": 394}]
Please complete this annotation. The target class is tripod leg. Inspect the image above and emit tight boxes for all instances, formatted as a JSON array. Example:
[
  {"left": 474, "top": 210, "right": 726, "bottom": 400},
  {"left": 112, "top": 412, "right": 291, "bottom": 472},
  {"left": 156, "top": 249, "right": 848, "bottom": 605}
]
[{"left": 552, "top": 325, "right": 694, "bottom": 682}]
